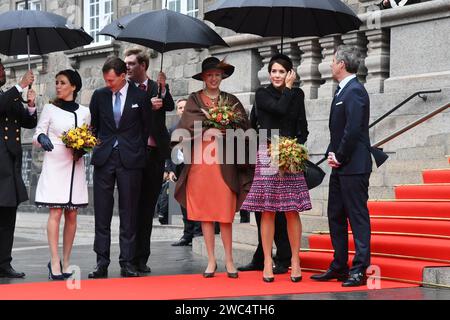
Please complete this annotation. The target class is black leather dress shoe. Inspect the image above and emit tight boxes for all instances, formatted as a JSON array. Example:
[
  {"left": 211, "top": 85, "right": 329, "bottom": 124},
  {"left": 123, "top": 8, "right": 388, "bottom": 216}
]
[
  {"left": 171, "top": 238, "right": 192, "bottom": 247},
  {"left": 88, "top": 266, "right": 108, "bottom": 279},
  {"left": 137, "top": 264, "right": 151, "bottom": 274},
  {"left": 0, "top": 267, "right": 25, "bottom": 278},
  {"left": 342, "top": 273, "right": 368, "bottom": 287},
  {"left": 120, "top": 265, "right": 140, "bottom": 278},
  {"left": 310, "top": 269, "right": 348, "bottom": 282},
  {"left": 237, "top": 262, "right": 264, "bottom": 272},
  {"left": 273, "top": 265, "right": 289, "bottom": 275}
]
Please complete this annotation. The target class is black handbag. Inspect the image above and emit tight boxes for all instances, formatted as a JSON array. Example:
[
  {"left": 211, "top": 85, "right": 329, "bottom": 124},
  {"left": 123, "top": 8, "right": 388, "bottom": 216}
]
[{"left": 304, "top": 160, "right": 326, "bottom": 190}]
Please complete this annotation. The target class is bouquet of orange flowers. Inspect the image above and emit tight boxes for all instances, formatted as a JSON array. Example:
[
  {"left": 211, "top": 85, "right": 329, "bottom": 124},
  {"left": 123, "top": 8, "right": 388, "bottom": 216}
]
[
  {"left": 269, "top": 136, "right": 309, "bottom": 176},
  {"left": 201, "top": 96, "right": 244, "bottom": 130},
  {"left": 60, "top": 124, "right": 98, "bottom": 161}
]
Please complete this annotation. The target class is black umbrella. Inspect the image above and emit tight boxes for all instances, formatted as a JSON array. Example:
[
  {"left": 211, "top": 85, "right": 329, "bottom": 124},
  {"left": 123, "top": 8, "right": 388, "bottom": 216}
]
[
  {"left": 99, "top": 8, "right": 229, "bottom": 72},
  {"left": 204, "top": 0, "right": 362, "bottom": 53},
  {"left": 0, "top": 6, "right": 93, "bottom": 70}
]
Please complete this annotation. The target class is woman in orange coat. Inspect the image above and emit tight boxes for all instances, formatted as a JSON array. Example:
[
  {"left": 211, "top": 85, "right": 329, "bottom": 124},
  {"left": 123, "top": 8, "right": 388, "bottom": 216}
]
[{"left": 173, "top": 57, "right": 253, "bottom": 279}]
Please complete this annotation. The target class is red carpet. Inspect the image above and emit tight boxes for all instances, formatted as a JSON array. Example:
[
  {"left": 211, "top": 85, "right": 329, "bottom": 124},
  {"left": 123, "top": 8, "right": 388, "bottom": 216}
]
[
  {"left": 0, "top": 271, "right": 416, "bottom": 300},
  {"left": 300, "top": 155, "right": 450, "bottom": 284},
  {"left": 423, "top": 169, "right": 450, "bottom": 184}
]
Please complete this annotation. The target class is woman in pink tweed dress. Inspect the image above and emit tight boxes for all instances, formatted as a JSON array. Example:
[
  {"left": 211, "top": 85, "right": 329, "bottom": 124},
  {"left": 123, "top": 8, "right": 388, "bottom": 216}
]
[{"left": 241, "top": 54, "right": 312, "bottom": 283}]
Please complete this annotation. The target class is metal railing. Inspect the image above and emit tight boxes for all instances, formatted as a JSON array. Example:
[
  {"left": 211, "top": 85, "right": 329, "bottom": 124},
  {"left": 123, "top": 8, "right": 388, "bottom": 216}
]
[
  {"left": 373, "top": 103, "right": 449, "bottom": 148},
  {"left": 316, "top": 89, "right": 443, "bottom": 166}
]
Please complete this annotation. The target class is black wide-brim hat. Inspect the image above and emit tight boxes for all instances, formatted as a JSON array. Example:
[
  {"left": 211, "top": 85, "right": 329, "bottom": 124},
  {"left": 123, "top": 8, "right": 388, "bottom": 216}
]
[{"left": 192, "top": 57, "right": 235, "bottom": 81}]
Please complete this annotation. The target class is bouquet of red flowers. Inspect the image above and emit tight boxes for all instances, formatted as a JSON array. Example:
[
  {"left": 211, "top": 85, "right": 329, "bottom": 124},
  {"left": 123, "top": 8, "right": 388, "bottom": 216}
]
[
  {"left": 60, "top": 124, "right": 98, "bottom": 161},
  {"left": 201, "top": 96, "right": 244, "bottom": 130}
]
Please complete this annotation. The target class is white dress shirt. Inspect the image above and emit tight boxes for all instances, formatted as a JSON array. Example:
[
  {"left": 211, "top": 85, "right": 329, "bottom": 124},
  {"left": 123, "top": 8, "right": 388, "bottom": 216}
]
[
  {"left": 112, "top": 81, "right": 129, "bottom": 116},
  {"left": 336, "top": 74, "right": 357, "bottom": 97}
]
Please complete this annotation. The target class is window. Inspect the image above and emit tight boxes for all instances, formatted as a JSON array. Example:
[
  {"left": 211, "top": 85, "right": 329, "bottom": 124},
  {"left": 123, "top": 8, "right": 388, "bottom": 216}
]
[
  {"left": 21, "top": 146, "right": 32, "bottom": 187},
  {"left": 164, "top": 0, "right": 199, "bottom": 18},
  {"left": 16, "top": 0, "right": 41, "bottom": 10},
  {"left": 83, "top": 0, "right": 114, "bottom": 45}
]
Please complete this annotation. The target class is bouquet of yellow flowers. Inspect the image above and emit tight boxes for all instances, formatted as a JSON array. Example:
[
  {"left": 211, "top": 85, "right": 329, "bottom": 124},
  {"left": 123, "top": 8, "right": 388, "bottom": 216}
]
[
  {"left": 60, "top": 124, "right": 98, "bottom": 161},
  {"left": 201, "top": 96, "right": 244, "bottom": 131},
  {"left": 269, "top": 136, "right": 309, "bottom": 176}
]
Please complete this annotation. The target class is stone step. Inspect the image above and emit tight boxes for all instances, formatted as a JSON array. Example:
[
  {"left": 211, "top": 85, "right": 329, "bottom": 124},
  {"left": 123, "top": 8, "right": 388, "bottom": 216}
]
[
  {"left": 424, "top": 133, "right": 450, "bottom": 148},
  {"left": 395, "top": 145, "right": 448, "bottom": 161}
]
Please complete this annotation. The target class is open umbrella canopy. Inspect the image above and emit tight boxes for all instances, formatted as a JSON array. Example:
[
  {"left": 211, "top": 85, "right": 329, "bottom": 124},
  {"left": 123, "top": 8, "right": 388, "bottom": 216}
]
[
  {"left": 0, "top": 10, "right": 93, "bottom": 56},
  {"left": 99, "top": 9, "right": 228, "bottom": 53},
  {"left": 204, "top": 0, "right": 362, "bottom": 39}
]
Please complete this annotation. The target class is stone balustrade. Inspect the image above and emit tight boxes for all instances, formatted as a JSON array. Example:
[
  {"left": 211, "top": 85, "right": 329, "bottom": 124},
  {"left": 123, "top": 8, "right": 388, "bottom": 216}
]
[{"left": 210, "top": 0, "right": 450, "bottom": 101}]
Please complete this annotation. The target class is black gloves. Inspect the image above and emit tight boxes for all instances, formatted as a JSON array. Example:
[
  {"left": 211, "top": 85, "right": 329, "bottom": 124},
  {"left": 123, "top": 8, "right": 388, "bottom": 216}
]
[{"left": 37, "top": 134, "right": 54, "bottom": 152}]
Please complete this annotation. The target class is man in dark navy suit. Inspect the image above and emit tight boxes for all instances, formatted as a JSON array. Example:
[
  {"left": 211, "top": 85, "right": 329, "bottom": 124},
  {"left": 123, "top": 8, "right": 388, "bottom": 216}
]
[
  {"left": 89, "top": 57, "right": 151, "bottom": 279},
  {"left": 311, "top": 45, "right": 373, "bottom": 287}
]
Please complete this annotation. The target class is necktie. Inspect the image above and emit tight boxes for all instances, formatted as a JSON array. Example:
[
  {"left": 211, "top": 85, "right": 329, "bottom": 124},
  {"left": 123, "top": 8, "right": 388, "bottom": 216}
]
[
  {"left": 113, "top": 91, "right": 122, "bottom": 128},
  {"left": 334, "top": 85, "right": 341, "bottom": 97},
  {"left": 138, "top": 83, "right": 147, "bottom": 91}
]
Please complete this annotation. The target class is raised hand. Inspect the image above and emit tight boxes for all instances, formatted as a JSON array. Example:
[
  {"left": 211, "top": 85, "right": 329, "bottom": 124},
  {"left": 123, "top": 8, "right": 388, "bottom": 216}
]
[
  {"left": 27, "top": 89, "right": 36, "bottom": 107},
  {"left": 285, "top": 69, "right": 297, "bottom": 89},
  {"left": 19, "top": 70, "right": 34, "bottom": 89}
]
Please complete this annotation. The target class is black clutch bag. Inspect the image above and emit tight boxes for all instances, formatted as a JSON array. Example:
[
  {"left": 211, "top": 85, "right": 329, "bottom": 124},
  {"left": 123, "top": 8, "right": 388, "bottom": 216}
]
[{"left": 304, "top": 160, "right": 326, "bottom": 190}]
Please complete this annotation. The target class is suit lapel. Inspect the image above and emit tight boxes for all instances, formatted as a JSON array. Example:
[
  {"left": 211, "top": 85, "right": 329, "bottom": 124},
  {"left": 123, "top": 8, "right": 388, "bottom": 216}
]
[
  {"left": 329, "top": 77, "right": 358, "bottom": 127},
  {"left": 119, "top": 84, "right": 134, "bottom": 128},
  {"left": 104, "top": 90, "right": 115, "bottom": 127}
]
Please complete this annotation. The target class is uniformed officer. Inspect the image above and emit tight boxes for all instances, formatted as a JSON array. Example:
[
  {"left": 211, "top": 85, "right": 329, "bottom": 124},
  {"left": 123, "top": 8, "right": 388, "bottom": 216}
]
[{"left": 0, "top": 60, "right": 37, "bottom": 279}]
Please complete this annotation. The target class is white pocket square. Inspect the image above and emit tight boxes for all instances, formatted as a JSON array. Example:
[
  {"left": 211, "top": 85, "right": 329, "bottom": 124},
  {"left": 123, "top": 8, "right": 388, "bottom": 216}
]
[
  {"left": 132, "top": 104, "right": 140, "bottom": 109},
  {"left": 336, "top": 102, "right": 343, "bottom": 106}
]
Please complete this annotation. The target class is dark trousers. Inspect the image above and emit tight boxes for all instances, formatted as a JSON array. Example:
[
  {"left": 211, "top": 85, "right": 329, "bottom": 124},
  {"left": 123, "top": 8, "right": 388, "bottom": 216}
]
[
  {"left": 181, "top": 206, "right": 202, "bottom": 241},
  {"left": 0, "top": 207, "right": 17, "bottom": 269},
  {"left": 135, "top": 147, "right": 165, "bottom": 267},
  {"left": 93, "top": 149, "right": 142, "bottom": 268},
  {"left": 251, "top": 211, "right": 291, "bottom": 268},
  {"left": 328, "top": 173, "right": 371, "bottom": 274}
]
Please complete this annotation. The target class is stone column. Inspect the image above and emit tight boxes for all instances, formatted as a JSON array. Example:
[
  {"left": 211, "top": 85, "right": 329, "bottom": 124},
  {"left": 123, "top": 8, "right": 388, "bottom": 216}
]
[
  {"left": 365, "top": 28, "right": 390, "bottom": 94},
  {"left": 297, "top": 37, "right": 322, "bottom": 100},
  {"left": 317, "top": 35, "right": 342, "bottom": 99},
  {"left": 342, "top": 31, "right": 369, "bottom": 83},
  {"left": 278, "top": 42, "right": 302, "bottom": 87},
  {"left": 257, "top": 45, "right": 279, "bottom": 87}
]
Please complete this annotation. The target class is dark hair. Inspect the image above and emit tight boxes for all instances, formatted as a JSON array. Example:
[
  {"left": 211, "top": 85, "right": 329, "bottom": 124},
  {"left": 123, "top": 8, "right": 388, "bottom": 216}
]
[
  {"left": 124, "top": 48, "right": 150, "bottom": 71},
  {"left": 268, "top": 54, "right": 293, "bottom": 73},
  {"left": 102, "top": 57, "right": 127, "bottom": 76},
  {"left": 51, "top": 69, "right": 82, "bottom": 106}
]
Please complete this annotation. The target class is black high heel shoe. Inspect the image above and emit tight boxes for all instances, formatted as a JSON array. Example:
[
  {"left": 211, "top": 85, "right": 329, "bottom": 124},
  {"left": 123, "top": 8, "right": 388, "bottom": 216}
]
[
  {"left": 60, "top": 262, "right": 73, "bottom": 279},
  {"left": 203, "top": 264, "right": 217, "bottom": 278},
  {"left": 263, "top": 276, "right": 275, "bottom": 283},
  {"left": 47, "top": 262, "right": 64, "bottom": 281},
  {"left": 226, "top": 266, "right": 239, "bottom": 279},
  {"left": 291, "top": 275, "right": 303, "bottom": 283}
]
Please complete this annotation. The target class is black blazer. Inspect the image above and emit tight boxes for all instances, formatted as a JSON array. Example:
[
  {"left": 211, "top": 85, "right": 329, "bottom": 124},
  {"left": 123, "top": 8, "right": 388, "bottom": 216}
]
[
  {"left": 89, "top": 82, "right": 150, "bottom": 169},
  {"left": 255, "top": 85, "right": 309, "bottom": 144},
  {"left": 145, "top": 80, "right": 175, "bottom": 160},
  {"left": 0, "top": 86, "right": 37, "bottom": 206},
  {"left": 327, "top": 77, "right": 372, "bottom": 175}
]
